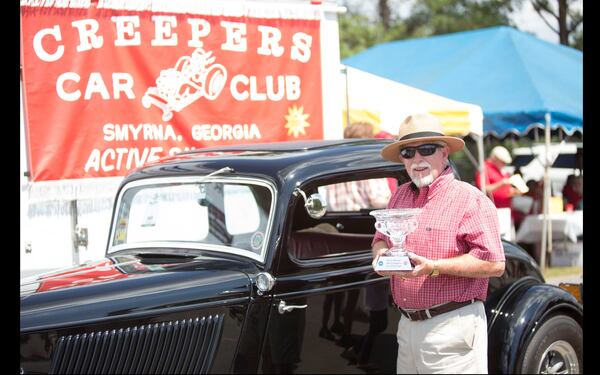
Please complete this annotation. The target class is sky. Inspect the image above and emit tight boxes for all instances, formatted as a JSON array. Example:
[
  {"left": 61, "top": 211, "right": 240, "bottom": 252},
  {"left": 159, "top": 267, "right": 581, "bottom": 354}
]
[
  {"left": 341, "top": 0, "right": 583, "bottom": 45},
  {"left": 512, "top": 0, "right": 583, "bottom": 44}
]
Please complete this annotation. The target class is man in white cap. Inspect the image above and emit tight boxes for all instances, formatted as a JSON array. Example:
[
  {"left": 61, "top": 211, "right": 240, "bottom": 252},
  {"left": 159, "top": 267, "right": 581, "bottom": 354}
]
[
  {"left": 474, "top": 145, "right": 518, "bottom": 212},
  {"left": 372, "top": 113, "right": 505, "bottom": 374}
]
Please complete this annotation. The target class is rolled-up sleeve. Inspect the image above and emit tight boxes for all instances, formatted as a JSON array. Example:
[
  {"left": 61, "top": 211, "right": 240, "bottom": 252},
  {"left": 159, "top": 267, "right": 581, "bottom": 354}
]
[{"left": 459, "top": 195, "right": 506, "bottom": 262}]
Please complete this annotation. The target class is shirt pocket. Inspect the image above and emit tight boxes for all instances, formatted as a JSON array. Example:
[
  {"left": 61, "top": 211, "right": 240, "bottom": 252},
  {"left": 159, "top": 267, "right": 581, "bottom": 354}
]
[{"left": 423, "top": 225, "right": 458, "bottom": 256}]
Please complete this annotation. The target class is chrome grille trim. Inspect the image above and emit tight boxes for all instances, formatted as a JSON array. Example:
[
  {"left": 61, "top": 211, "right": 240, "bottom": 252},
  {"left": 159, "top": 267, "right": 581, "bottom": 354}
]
[{"left": 49, "top": 314, "right": 224, "bottom": 374}]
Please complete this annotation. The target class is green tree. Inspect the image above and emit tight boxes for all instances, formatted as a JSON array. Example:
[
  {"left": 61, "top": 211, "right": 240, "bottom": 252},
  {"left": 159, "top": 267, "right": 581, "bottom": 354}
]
[
  {"left": 570, "top": 27, "right": 582, "bottom": 50},
  {"left": 338, "top": 12, "right": 386, "bottom": 59},
  {"left": 339, "top": 0, "right": 520, "bottom": 59},
  {"left": 403, "top": 0, "right": 518, "bottom": 37},
  {"left": 378, "top": 0, "right": 392, "bottom": 30},
  {"left": 530, "top": 0, "right": 583, "bottom": 49}
]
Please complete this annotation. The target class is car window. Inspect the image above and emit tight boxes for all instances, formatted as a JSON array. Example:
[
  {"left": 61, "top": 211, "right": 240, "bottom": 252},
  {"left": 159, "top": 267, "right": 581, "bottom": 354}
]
[
  {"left": 290, "top": 176, "right": 398, "bottom": 261},
  {"left": 109, "top": 179, "right": 273, "bottom": 259},
  {"left": 123, "top": 185, "right": 209, "bottom": 243},
  {"left": 289, "top": 228, "right": 375, "bottom": 261},
  {"left": 318, "top": 177, "right": 392, "bottom": 212},
  {"left": 224, "top": 184, "right": 261, "bottom": 234}
]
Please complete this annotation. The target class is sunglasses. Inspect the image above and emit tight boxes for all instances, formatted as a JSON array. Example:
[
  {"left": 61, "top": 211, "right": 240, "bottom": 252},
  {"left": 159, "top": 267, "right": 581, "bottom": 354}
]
[{"left": 399, "top": 143, "right": 443, "bottom": 159}]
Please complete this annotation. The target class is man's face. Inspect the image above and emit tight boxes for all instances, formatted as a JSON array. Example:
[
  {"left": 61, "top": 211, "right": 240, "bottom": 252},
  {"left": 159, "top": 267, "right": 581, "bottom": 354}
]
[
  {"left": 399, "top": 141, "right": 449, "bottom": 188},
  {"left": 491, "top": 157, "right": 506, "bottom": 170}
]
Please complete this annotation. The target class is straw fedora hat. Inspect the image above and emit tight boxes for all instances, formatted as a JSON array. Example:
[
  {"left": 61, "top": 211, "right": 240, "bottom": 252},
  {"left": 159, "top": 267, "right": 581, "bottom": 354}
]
[{"left": 381, "top": 113, "right": 465, "bottom": 163}]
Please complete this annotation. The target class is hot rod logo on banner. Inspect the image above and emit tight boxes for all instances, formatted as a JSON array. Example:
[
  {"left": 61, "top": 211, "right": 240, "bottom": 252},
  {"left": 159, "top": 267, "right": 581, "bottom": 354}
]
[{"left": 20, "top": 2, "right": 323, "bottom": 181}]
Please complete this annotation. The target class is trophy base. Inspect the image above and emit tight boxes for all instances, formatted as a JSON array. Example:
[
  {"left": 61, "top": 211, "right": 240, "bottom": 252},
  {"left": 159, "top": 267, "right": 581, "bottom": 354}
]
[{"left": 374, "top": 255, "right": 413, "bottom": 271}]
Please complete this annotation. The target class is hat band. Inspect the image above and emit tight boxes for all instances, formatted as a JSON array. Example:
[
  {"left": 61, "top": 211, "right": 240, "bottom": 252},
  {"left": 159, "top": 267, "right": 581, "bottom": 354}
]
[{"left": 398, "top": 131, "right": 445, "bottom": 141}]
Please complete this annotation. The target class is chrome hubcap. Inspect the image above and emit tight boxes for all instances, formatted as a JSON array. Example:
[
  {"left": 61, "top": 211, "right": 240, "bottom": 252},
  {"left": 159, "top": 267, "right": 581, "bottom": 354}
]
[{"left": 538, "top": 340, "right": 580, "bottom": 374}]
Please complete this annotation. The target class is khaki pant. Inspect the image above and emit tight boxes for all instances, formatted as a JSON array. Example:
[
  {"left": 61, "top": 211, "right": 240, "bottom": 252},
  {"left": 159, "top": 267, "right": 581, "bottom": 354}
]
[{"left": 396, "top": 301, "right": 487, "bottom": 374}]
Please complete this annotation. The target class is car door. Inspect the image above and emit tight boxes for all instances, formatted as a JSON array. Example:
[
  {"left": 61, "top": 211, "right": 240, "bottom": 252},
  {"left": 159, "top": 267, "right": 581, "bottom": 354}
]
[{"left": 259, "top": 177, "right": 403, "bottom": 374}]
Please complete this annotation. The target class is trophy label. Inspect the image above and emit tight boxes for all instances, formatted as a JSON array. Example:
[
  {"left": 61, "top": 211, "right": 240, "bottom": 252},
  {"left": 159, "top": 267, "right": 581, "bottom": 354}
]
[{"left": 374, "top": 255, "right": 414, "bottom": 271}]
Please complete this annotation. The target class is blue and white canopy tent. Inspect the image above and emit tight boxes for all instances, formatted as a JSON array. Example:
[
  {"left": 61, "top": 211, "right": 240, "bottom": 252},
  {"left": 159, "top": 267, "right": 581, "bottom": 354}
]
[
  {"left": 343, "top": 26, "right": 583, "bottom": 268},
  {"left": 343, "top": 26, "right": 582, "bottom": 140}
]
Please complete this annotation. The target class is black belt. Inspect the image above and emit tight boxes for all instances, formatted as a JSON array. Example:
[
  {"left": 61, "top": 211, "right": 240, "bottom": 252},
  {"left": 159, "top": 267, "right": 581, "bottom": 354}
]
[{"left": 398, "top": 299, "right": 476, "bottom": 321}]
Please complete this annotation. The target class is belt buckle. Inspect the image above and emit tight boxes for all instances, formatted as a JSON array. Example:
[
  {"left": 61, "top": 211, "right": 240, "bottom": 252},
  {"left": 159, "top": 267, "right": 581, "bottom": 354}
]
[
  {"left": 410, "top": 310, "right": 428, "bottom": 321},
  {"left": 417, "top": 310, "right": 432, "bottom": 320},
  {"left": 402, "top": 308, "right": 434, "bottom": 321}
]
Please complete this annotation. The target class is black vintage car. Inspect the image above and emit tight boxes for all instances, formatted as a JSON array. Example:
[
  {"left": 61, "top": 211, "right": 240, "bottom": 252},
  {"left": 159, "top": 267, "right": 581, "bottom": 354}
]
[{"left": 20, "top": 139, "right": 583, "bottom": 374}]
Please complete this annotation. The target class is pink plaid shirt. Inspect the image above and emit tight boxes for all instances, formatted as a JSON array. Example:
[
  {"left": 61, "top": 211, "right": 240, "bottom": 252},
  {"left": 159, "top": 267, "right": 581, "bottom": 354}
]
[{"left": 372, "top": 167, "right": 505, "bottom": 309}]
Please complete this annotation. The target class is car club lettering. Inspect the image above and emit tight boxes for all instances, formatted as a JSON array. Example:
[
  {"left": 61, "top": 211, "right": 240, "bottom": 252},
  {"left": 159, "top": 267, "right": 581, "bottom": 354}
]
[
  {"left": 22, "top": 8, "right": 322, "bottom": 180},
  {"left": 32, "top": 16, "right": 313, "bottom": 103},
  {"left": 83, "top": 122, "right": 262, "bottom": 173}
]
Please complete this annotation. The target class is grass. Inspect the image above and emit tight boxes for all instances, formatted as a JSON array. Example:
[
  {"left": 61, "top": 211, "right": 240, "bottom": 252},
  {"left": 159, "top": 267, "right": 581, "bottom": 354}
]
[{"left": 542, "top": 266, "right": 582, "bottom": 280}]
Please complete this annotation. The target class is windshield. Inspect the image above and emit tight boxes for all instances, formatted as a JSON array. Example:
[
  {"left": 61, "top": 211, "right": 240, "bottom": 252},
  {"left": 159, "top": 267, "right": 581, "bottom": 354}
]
[{"left": 108, "top": 177, "right": 275, "bottom": 262}]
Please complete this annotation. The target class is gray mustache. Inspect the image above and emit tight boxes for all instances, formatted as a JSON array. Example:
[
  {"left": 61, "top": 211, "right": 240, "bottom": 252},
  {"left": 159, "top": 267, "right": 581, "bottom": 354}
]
[{"left": 410, "top": 162, "right": 431, "bottom": 172}]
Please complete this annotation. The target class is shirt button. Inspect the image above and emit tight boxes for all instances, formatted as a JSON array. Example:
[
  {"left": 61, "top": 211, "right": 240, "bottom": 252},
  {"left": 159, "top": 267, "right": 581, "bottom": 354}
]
[
  {"left": 426, "top": 227, "right": 431, "bottom": 231},
  {"left": 403, "top": 298, "right": 407, "bottom": 301}
]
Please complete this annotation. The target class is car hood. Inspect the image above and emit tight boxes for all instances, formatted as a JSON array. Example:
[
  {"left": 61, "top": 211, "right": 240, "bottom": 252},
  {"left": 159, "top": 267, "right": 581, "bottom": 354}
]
[{"left": 20, "top": 255, "right": 254, "bottom": 332}]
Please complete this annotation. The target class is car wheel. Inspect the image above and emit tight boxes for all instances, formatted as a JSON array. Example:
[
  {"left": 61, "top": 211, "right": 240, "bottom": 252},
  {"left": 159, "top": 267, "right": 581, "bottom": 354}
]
[{"left": 520, "top": 315, "right": 582, "bottom": 374}]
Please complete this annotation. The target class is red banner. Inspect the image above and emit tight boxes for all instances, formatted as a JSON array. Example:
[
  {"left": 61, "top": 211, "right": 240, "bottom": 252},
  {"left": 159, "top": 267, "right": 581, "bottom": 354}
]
[{"left": 20, "top": 4, "right": 323, "bottom": 181}]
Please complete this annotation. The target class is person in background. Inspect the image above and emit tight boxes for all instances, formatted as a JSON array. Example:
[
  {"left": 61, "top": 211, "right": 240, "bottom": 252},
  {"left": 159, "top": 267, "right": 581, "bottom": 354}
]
[
  {"left": 474, "top": 146, "right": 523, "bottom": 239},
  {"left": 525, "top": 179, "right": 544, "bottom": 215},
  {"left": 474, "top": 146, "right": 519, "bottom": 210},
  {"left": 375, "top": 130, "right": 393, "bottom": 139},
  {"left": 562, "top": 174, "right": 583, "bottom": 211},
  {"left": 372, "top": 113, "right": 505, "bottom": 373},
  {"left": 375, "top": 130, "right": 399, "bottom": 194},
  {"left": 514, "top": 179, "right": 544, "bottom": 261},
  {"left": 512, "top": 178, "right": 544, "bottom": 229},
  {"left": 325, "top": 122, "right": 392, "bottom": 211}
]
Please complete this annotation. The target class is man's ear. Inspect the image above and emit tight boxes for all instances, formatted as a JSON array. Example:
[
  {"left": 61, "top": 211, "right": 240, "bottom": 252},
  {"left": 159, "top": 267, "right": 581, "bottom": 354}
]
[{"left": 442, "top": 145, "right": 450, "bottom": 159}]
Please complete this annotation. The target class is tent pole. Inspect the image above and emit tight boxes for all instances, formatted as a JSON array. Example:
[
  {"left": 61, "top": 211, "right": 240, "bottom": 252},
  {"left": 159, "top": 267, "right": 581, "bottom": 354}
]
[
  {"left": 476, "top": 134, "right": 486, "bottom": 194},
  {"left": 546, "top": 115, "right": 553, "bottom": 260},
  {"left": 540, "top": 113, "right": 552, "bottom": 271},
  {"left": 461, "top": 140, "right": 478, "bottom": 168},
  {"left": 343, "top": 65, "right": 350, "bottom": 128}
]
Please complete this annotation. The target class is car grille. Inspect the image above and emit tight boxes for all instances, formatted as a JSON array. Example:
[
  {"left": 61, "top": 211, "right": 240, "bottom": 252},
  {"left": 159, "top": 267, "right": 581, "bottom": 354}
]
[{"left": 49, "top": 314, "right": 224, "bottom": 374}]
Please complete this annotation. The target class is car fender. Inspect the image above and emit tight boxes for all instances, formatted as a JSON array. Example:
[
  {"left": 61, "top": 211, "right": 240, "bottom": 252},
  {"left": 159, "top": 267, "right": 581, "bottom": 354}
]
[{"left": 487, "top": 278, "right": 582, "bottom": 374}]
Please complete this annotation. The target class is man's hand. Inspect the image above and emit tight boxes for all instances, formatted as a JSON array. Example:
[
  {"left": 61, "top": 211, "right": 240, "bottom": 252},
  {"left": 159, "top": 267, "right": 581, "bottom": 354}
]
[
  {"left": 407, "top": 252, "right": 435, "bottom": 277},
  {"left": 372, "top": 250, "right": 435, "bottom": 278},
  {"left": 372, "top": 248, "right": 393, "bottom": 277}
]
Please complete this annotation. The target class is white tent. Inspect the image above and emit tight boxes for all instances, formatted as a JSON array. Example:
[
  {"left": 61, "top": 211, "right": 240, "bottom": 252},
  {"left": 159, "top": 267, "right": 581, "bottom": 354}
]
[
  {"left": 341, "top": 65, "right": 483, "bottom": 138},
  {"left": 340, "top": 65, "right": 487, "bottom": 193}
]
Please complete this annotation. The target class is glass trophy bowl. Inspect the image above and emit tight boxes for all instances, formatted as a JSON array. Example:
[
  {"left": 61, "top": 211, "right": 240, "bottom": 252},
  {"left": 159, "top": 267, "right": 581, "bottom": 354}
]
[{"left": 370, "top": 208, "right": 422, "bottom": 271}]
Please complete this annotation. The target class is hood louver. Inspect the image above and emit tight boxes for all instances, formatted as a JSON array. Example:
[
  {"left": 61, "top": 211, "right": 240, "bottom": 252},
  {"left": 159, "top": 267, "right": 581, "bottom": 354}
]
[{"left": 49, "top": 314, "right": 224, "bottom": 374}]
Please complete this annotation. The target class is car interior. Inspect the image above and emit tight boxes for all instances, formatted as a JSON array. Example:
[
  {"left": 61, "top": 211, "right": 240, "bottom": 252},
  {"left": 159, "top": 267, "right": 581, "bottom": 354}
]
[{"left": 288, "top": 170, "right": 412, "bottom": 260}]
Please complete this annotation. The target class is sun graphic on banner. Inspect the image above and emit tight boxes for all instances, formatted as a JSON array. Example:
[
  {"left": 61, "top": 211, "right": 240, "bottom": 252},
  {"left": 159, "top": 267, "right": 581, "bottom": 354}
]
[{"left": 284, "top": 105, "right": 310, "bottom": 138}]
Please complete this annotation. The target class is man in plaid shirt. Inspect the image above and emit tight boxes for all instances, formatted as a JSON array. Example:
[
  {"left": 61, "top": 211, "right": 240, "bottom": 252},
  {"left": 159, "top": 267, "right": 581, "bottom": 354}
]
[{"left": 371, "top": 113, "right": 505, "bottom": 374}]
